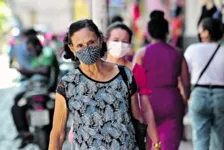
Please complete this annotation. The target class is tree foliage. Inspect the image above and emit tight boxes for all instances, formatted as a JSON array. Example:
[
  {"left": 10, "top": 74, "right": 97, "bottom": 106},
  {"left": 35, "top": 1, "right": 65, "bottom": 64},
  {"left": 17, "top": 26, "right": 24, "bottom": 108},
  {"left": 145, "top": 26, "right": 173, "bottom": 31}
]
[{"left": 0, "top": 0, "right": 12, "bottom": 37}]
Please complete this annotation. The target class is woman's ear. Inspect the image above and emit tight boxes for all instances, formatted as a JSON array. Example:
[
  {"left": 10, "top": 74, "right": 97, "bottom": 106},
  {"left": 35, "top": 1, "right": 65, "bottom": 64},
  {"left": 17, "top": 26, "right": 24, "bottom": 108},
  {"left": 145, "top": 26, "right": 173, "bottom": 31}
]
[
  {"left": 203, "top": 30, "right": 209, "bottom": 39},
  {"left": 68, "top": 44, "right": 75, "bottom": 55}
]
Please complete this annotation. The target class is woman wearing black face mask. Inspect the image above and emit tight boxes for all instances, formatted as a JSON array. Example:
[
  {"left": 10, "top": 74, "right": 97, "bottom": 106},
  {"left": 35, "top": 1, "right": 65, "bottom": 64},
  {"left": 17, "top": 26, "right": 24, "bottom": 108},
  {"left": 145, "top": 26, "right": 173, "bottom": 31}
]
[
  {"left": 185, "top": 18, "right": 224, "bottom": 150},
  {"left": 49, "top": 19, "right": 143, "bottom": 150}
]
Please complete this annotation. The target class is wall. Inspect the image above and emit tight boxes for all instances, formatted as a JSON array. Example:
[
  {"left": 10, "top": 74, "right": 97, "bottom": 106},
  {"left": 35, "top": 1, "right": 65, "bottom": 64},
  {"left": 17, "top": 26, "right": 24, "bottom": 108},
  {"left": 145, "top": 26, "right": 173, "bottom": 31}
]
[{"left": 10, "top": 0, "right": 72, "bottom": 33}]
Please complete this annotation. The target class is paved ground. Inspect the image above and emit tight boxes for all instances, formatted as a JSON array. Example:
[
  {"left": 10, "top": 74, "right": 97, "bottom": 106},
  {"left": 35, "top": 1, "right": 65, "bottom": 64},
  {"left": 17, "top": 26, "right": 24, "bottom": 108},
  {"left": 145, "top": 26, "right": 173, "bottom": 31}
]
[{"left": 0, "top": 55, "right": 193, "bottom": 150}]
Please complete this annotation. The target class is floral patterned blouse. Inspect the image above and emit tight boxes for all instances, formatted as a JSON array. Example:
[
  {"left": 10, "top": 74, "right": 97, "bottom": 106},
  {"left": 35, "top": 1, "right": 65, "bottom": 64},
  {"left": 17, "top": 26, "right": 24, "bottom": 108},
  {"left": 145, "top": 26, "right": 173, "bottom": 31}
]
[{"left": 56, "top": 66, "right": 138, "bottom": 150}]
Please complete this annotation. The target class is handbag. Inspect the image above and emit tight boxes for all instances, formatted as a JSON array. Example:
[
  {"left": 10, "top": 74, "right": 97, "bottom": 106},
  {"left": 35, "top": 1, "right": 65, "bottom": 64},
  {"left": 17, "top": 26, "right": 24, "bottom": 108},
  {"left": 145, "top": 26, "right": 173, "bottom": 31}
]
[{"left": 118, "top": 65, "right": 147, "bottom": 150}]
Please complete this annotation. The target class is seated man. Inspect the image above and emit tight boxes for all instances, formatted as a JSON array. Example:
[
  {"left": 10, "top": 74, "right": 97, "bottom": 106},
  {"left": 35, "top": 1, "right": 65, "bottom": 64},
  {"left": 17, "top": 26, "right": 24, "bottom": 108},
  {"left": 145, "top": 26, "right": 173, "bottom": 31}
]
[
  {"left": 11, "top": 36, "right": 59, "bottom": 149},
  {"left": 9, "top": 29, "right": 37, "bottom": 70},
  {"left": 21, "top": 36, "right": 59, "bottom": 92}
]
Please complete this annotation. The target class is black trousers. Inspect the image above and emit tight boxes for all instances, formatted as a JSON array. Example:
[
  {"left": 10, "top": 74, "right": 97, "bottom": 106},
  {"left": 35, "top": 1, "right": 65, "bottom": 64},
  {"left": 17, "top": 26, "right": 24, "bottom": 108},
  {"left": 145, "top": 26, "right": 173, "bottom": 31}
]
[{"left": 11, "top": 91, "right": 29, "bottom": 132}]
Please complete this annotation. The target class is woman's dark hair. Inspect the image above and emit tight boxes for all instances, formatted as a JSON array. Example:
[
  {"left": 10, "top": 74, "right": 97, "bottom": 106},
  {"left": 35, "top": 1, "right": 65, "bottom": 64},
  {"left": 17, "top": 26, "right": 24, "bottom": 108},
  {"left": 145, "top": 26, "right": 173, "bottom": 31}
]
[
  {"left": 201, "top": 18, "right": 223, "bottom": 41},
  {"left": 23, "top": 28, "right": 38, "bottom": 37},
  {"left": 26, "top": 36, "right": 43, "bottom": 49},
  {"left": 63, "top": 19, "right": 107, "bottom": 61},
  {"left": 148, "top": 10, "right": 169, "bottom": 40},
  {"left": 110, "top": 15, "right": 123, "bottom": 24},
  {"left": 174, "top": 6, "right": 182, "bottom": 17},
  {"left": 105, "top": 22, "right": 133, "bottom": 43}
]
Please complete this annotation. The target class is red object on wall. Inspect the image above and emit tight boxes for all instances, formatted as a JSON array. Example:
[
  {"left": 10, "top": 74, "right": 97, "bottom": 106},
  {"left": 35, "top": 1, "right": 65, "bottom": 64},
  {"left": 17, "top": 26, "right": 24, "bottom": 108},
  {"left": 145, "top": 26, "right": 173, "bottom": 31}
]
[{"left": 132, "top": 2, "right": 140, "bottom": 32}]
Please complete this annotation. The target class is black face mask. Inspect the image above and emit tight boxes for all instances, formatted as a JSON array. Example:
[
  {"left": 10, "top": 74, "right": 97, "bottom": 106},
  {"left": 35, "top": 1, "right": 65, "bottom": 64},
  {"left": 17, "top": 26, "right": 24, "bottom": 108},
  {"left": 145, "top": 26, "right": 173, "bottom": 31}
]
[{"left": 197, "top": 33, "right": 202, "bottom": 42}]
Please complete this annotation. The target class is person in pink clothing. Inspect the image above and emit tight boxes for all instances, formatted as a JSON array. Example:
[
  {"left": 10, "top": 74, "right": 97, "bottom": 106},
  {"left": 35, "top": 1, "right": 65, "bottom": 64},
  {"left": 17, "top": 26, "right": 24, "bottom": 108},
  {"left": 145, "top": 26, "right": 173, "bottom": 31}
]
[
  {"left": 133, "top": 10, "right": 190, "bottom": 150},
  {"left": 171, "top": 6, "right": 183, "bottom": 49}
]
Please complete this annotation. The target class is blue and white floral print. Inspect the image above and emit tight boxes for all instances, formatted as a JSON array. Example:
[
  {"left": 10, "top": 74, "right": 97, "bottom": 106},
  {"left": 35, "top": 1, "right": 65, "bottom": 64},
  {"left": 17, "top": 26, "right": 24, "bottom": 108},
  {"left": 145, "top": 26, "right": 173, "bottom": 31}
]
[{"left": 56, "top": 66, "right": 138, "bottom": 150}]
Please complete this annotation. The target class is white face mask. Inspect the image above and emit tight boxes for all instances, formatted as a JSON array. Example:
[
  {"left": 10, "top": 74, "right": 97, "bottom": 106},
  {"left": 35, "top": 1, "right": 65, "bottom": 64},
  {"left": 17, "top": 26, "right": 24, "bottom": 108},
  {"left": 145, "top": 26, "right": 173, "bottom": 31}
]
[{"left": 108, "top": 41, "right": 131, "bottom": 58}]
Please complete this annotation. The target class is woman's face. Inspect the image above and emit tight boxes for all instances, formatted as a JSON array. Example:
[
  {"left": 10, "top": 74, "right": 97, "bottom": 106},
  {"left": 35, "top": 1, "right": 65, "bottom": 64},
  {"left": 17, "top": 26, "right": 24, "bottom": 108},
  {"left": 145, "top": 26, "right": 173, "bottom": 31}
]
[
  {"left": 198, "top": 24, "right": 209, "bottom": 42},
  {"left": 107, "top": 28, "right": 130, "bottom": 44},
  {"left": 69, "top": 28, "right": 99, "bottom": 53},
  {"left": 107, "top": 28, "right": 131, "bottom": 58}
]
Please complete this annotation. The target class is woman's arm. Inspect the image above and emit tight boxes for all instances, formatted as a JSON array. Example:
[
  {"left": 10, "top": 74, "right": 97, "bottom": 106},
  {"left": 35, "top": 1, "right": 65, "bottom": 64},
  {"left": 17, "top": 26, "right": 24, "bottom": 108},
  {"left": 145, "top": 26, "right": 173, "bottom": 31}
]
[
  {"left": 132, "top": 63, "right": 158, "bottom": 138},
  {"left": 130, "top": 93, "right": 143, "bottom": 122},
  {"left": 49, "top": 93, "right": 68, "bottom": 150},
  {"left": 131, "top": 63, "right": 161, "bottom": 149},
  {"left": 68, "top": 123, "right": 73, "bottom": 144},
  {"left": 140, "top": 95, "right": 160, "bottom": 147},
  {"left": 179, "top": 57, "right": 191, "bottom": 102}
]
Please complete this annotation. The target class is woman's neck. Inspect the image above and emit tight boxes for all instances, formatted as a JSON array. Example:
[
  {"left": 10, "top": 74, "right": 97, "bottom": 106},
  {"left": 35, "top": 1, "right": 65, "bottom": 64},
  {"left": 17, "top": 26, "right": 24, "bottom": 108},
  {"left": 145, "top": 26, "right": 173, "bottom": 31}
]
[
  {"left": 79, "top": 59, "right": 103, "bottom": 76},
  {"left": 151, "top": 39, "right": 165, "bottom": 44},
  {"left": 202, "top": 37, "right": 216, "bottom": 43},
  {"left": 107, "top": 54, "right": 132, "bottom": 70},
  {"left": 106, "top": 54, "right": 126, "bottom": 66},
  {"left": 203, "top": 40, "right": 217, "bottom": 43}
]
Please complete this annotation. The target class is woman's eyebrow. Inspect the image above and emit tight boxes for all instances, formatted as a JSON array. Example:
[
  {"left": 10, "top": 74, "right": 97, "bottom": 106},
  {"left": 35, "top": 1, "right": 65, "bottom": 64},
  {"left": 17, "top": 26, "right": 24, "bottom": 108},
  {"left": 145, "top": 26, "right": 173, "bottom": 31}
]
[
  {"left": 112, "top": 37, "right": 119, "bottom": 40},
  {"left": 75, "top": 39, "right": 96, "bottom": 46}
]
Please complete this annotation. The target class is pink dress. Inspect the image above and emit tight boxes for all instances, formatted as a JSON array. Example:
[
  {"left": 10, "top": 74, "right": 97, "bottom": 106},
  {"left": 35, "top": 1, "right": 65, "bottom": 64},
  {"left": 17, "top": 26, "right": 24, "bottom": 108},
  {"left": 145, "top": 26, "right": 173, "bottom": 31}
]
[{"left": 143, "top": 42, "right": 185, "bottom": 150}]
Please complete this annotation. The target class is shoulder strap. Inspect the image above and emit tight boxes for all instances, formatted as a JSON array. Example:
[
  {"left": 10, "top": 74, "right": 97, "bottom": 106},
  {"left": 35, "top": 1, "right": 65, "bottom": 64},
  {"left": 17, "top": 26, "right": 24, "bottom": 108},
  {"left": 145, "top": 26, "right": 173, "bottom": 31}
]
[
  {"left": 193, "top": 44, "right": 221, "bottom": 89},
  {"left": 118, "top": 65, "right": 134, "bottom": 115},
  {"left": 118, "top": 65, "right": 129, "bottom": 89}
]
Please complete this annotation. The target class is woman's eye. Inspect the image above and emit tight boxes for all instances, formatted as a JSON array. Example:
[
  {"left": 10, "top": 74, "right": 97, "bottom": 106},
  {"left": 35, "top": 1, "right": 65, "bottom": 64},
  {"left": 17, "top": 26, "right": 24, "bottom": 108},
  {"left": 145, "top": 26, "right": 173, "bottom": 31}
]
[
  {"left": 77, "top": 44, "right": 83, "bottom": 48},
  {"left": 122, "top": 41, "right": 129, "bottom": 43},
  {"left": 88, "top": 40, "right": 95, "bottom": 45}
]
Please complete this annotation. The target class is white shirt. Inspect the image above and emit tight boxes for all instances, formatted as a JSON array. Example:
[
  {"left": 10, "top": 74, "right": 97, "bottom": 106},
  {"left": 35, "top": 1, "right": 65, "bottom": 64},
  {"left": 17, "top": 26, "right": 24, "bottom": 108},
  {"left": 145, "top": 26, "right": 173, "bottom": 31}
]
[{"left": 184, "top": 43, "right": 224, "bottom": 85}]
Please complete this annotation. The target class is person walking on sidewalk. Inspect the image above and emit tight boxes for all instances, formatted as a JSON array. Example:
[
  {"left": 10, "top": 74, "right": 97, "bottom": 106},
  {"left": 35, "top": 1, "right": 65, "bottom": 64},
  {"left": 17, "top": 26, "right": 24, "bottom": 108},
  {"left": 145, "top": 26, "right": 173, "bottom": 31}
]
[
  {"left": 185, "top": 17, "right": 224, "bottom": 150},
  {"left": 133, "top": 10, "right": 190, "bottom": 150},
  {"left": 49, "top": 19, "right": 141, "bottom": 150},
  {"left": 66, "top": 22, "right": 161, "bottom": 150}
]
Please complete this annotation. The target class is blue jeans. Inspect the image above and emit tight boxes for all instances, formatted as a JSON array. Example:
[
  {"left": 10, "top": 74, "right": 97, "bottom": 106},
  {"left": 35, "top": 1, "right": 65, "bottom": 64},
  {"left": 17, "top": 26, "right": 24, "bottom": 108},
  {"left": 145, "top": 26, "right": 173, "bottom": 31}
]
[{"left": 189, "top": 87, "right": 224, "bottom": 150}]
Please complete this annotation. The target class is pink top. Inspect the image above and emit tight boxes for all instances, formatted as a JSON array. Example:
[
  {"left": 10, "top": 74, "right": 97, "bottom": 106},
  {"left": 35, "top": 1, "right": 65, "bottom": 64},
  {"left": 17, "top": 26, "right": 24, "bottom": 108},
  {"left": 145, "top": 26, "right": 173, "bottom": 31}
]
[{"left": 132, "top": 63, "right": 152, "bottom": 95}]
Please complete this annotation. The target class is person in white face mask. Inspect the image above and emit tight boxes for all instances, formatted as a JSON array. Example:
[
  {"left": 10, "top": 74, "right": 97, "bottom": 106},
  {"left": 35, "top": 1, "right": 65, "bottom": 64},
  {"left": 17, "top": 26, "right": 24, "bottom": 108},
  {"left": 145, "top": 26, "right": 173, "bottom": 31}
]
[
  {"left": 108, "top": 41, "right": 131, "bottom": 58},
  {"left": 105, "top": 22, "right": 161, "bottom": 150},
  {"left": 105, "top": 22, "right": 133, "bottom": 70}
]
